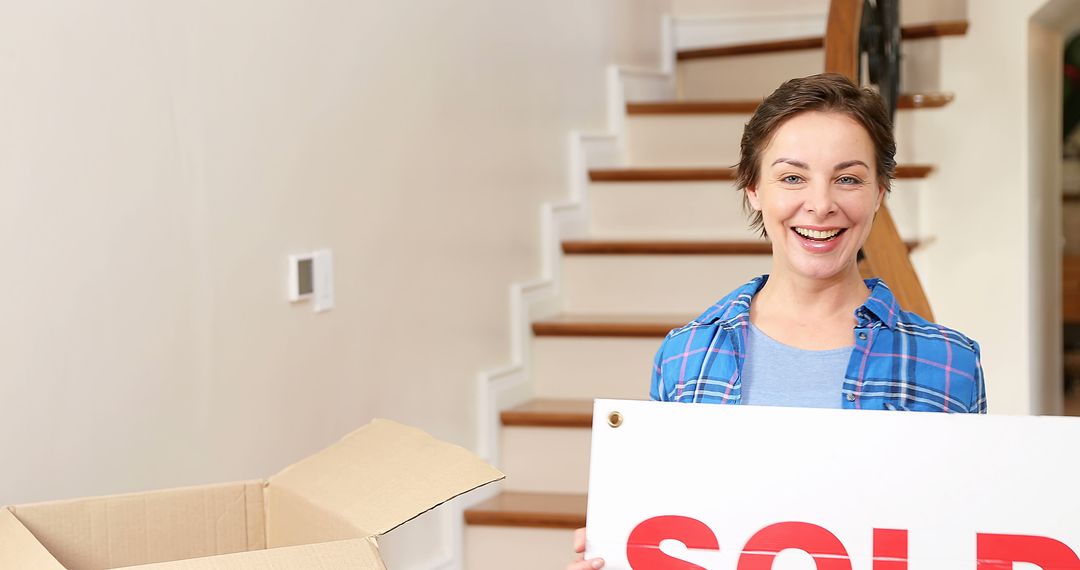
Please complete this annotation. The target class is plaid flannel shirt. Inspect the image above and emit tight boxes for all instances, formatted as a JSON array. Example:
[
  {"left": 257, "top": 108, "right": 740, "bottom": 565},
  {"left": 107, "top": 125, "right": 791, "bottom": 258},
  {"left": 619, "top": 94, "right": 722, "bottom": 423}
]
[{"left": 650, "top": 275, "right": 987, "bottom": 413}]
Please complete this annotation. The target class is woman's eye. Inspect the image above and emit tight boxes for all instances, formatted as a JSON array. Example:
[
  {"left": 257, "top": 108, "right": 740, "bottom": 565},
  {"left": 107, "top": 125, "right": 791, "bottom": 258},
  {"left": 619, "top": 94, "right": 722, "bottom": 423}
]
[
  {"left": 836, "top": 175, "right": 862, "bottom": 185},
  {"left": 782, "top": 175, "right": 803, "bottom": 184}
]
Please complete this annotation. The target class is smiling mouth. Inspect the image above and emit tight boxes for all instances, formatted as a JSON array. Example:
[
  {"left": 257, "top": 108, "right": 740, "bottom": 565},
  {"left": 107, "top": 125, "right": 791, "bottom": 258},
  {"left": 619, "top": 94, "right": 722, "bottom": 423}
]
[{"left": 792, "top": 227, "right": 846, "bottom": 241}]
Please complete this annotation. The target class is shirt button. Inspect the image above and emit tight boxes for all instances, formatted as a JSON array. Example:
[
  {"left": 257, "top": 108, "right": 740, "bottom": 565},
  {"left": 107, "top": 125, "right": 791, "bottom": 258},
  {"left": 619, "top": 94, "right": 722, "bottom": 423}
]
[
  {"left": 857, "top": 332, "right": 868, "bottom": 340},
  {"left": 846, "top": 393, "right": 856, "bottom": 402}
]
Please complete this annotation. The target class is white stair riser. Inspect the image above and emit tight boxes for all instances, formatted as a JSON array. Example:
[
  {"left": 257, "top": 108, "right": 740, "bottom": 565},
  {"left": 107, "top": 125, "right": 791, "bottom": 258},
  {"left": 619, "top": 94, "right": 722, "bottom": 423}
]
[
  {"left": 884, "top": 180, "right": 924, "bottom": 239},
  {"left": 672, "top": 0, "right": 964, "bottom": 28},
  {"left": 676, "top": 40, "right": 950, "bottom": 100},
  {"left": 626, "top": 114, "right": 745, "bottom": 167},
  {"left": 678, "top": 50, "right": 823, "bottom": 100},
  {"left": 562, "top": 254, "right": 771, "bottom": 315},
  {"left": 892, "top": 107, "right": 957, "bottom": 165},
  {"left": 532, "top": 337, "right": 659, "bottom": 400},
  {"left": 589, "top": 181, "right": 757, "bottom": 240},
  {"left": 588, "top": 180, "right": 925, "bottom": 240},
  {"left": 500, "top": 426, "right": 591, "bottom": 494},
  {"left": 627, "top": 111, "right": 939, "bottom": 166},
  {"left": 673, "top": 11, "right": 827, "bottom": 51},
  {"left": 465, "top": 526, "right": 575, "bottom": 570}
]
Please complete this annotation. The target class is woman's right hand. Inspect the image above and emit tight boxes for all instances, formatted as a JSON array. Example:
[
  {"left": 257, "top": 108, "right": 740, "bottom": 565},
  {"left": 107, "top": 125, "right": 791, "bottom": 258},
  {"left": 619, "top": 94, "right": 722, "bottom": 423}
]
[{"left": 566, "top": 527, "right": 604, "bottom": 569}]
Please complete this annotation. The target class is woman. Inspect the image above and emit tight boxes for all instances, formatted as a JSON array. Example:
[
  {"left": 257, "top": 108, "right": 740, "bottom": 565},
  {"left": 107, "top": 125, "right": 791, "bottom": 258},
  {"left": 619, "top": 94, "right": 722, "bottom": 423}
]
[{"left": 567, "top": 73, "right": 985, "bottom": 570}]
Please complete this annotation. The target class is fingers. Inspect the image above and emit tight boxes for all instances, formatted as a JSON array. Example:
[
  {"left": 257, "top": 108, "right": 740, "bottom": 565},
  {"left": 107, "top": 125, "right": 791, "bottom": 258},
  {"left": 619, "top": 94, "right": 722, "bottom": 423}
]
[
  {"left": 568, "top": 528, "right": 603, "bottom": 569},
  {"left": 566, "top": 558, "right": 605, "bottom": 570}
]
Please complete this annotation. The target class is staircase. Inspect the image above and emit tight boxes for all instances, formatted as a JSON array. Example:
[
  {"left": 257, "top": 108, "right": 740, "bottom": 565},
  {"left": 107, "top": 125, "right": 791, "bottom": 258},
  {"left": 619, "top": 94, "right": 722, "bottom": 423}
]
[{"left": 463, "top": 7, "right": 968, "bottom": 570}]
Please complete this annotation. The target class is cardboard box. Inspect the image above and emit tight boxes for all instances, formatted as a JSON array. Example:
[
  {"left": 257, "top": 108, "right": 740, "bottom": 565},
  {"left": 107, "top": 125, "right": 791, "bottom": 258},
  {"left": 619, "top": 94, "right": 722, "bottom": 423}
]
[{"left": 1, "top": 419, "right": 504, "bottom": 569}]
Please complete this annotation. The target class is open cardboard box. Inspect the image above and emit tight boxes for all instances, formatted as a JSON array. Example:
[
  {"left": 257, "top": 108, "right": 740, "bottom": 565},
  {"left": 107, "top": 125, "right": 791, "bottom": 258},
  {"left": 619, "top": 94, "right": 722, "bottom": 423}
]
[{"left": 0, "top": 419, "right": 504, "bottom": 569}]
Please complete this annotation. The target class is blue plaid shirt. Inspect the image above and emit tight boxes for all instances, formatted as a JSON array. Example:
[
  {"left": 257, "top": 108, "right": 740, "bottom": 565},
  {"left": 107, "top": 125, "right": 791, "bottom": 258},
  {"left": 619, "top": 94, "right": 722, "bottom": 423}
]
[{"left": 650, "top": 276, "right": 987, "bottom": 413}]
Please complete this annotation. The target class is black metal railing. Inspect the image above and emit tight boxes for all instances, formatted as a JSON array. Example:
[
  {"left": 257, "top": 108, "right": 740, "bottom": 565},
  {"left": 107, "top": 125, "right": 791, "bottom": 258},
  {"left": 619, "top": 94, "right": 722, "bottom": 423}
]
[{"left": 859, "top": 0, "right": 901, "bottom": 123}]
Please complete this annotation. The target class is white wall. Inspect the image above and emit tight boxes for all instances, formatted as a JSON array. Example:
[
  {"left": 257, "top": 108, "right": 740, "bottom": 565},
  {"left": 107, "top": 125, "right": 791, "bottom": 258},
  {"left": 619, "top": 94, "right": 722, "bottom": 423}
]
[{"left": 0, "top": 0, "right": 668, "bottom": 563}]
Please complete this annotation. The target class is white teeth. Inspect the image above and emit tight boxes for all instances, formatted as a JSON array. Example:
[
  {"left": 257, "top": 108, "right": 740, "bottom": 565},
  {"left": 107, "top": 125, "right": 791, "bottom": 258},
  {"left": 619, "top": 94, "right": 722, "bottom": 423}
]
[{"left": 794, "top": 227, "right": 842, "bottom": 240}]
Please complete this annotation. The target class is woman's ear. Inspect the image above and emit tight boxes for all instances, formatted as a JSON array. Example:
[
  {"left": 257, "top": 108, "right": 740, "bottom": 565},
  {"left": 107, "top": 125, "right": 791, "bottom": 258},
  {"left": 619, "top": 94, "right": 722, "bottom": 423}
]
[{"left": 746, "top": 184, "right": 762, "bottom": 211}]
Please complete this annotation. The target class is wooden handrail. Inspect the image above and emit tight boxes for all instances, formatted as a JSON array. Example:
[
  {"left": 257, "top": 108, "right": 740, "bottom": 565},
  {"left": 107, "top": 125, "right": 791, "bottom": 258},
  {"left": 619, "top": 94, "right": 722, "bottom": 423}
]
[{"left": 825, "top": 0, "right": 934, "bottom": 320}]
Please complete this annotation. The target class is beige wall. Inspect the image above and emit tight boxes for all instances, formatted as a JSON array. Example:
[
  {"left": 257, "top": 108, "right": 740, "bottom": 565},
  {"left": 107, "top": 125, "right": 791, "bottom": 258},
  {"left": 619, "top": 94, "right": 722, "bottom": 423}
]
[{"left": 0, "top": 0, "right": 667, "bottom": 522}]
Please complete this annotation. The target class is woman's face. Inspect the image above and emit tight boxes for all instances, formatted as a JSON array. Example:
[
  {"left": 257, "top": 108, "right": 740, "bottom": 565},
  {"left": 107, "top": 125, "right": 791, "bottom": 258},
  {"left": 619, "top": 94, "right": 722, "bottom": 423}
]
[{"left": 746, "top": 111, "right": 885, "bottom": 283}]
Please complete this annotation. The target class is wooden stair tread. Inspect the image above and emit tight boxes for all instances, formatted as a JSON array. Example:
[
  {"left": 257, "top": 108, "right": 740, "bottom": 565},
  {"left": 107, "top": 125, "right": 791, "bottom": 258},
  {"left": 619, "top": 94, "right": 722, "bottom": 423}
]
[
  {"left": 562, "top": 239, "right": 918, "bottom": 255},
  {"left": 532, "top": 314, "right": 687, "bottom": 337},
  {"left": 589, "top": 165, "right": 933, "bottom": 182},
  {"left": 501, "top": 398, "right": 595, "bottom": 428},
  {"left": 680, "top": 36, "right": 824, "bottom": 59},
  {"left": 589, "top": 167, "right": 736, "bottom": 182},
  {"left": 1067, "top": 392, "right": 1080, "bottom": 417},
  {"left": 627, "top": 92, "right": 954, "bottom": 115},
  {"left": 564, "top": 239, "right": 769, "bottom": 255},
  {"left": 901, "top": 20, "right": 971, "bottom": 40},
  {"left": 1063, "top": 255, "right": 1080, "bottom": 326},
  {"left": 677, "top": 20, "right": 968, "bottom": 60},
  {"left": 465, "top": 491, "right": 587, "bottom": 529}
]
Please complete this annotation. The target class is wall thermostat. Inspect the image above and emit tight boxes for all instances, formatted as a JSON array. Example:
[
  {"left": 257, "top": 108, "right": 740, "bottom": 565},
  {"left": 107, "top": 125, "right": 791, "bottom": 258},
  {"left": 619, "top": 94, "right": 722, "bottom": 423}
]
[
  {"left": 288, "top": 250, "right": 334, "bottom": 312},
  {"left": 288, "top": 253, "right": 315, "bottom": 301}
]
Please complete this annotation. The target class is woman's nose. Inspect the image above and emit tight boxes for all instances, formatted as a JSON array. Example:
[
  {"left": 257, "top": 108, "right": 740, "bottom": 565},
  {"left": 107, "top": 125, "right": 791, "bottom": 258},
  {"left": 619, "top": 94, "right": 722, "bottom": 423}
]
[{"left": 803, "top": 180, "right": 836, "bottom": 216}]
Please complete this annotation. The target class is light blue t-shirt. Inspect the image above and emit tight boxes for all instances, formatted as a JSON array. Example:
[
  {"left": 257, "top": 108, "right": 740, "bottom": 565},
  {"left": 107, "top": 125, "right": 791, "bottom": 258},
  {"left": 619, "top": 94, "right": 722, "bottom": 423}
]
[{"left": 740, "top": 323, "right": 853, "bottom": 409}]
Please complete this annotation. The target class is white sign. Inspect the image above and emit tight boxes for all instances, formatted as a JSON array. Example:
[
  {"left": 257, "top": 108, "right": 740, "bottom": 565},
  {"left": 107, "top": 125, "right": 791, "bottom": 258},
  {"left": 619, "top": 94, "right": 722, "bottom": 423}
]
[{"left": 584, "top": 399, "right": 1080, "bottom": 570}]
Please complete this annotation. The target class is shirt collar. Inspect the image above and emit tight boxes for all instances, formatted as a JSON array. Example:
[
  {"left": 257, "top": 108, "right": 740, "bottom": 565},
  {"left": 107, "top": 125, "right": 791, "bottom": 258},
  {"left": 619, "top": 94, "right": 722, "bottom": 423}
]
[
  {"left": 860, "top": 278, "right": 899, "bottom": 329},
  {"left": 698, "top": 275, "right": 899, "bottom": 330}
]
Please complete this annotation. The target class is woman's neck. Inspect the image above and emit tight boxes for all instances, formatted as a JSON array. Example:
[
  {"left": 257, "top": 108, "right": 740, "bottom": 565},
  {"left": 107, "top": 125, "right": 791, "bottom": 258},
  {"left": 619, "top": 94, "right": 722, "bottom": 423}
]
[
  {"left": 749, "top": 264, "right": 870, "bottom": 350},
  {"left": 755, "top": 267, "right": 869, "bottom": 320}
]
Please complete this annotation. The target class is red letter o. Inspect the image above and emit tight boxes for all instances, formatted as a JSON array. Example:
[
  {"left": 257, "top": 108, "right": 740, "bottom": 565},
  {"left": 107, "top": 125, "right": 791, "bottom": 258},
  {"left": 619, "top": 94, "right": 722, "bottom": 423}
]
[{"left": 737, "top": 522, "right": 852, "bottom": 570}]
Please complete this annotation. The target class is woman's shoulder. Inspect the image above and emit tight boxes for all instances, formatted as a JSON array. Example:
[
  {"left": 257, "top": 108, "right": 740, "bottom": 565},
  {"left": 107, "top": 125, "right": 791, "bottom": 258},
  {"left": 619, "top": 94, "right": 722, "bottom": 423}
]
[
  {"left": 872, "top": 280, "right": 981, "bottom": 355},
  {"left": 662, "top": 276, "right": 765, "bottom": 342},
  {"left": 867, "top": 280, "right": 986, "bottom": 413},
  {"left": 895, "top": 311, "right": 980, "bottom": 350}
]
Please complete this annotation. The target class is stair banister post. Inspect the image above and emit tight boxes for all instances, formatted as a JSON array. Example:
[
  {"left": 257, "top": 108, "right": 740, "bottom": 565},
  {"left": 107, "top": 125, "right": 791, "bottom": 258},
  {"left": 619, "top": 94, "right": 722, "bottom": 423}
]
[{"left": 825, "top": 0, "right": 863, "bottom": 78}]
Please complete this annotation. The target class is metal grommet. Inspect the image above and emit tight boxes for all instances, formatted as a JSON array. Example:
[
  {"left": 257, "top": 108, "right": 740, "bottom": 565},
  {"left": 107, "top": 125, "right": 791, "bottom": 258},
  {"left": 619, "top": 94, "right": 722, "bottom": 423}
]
[
  {"left": 846, "top": 393, "right": 857, "bottom": 402},
  {"left": 858, "top": 332, "right": 868, "bottom": 341},
  {"left": 607, "top": 411, "right": 624, "bottom": 428}
]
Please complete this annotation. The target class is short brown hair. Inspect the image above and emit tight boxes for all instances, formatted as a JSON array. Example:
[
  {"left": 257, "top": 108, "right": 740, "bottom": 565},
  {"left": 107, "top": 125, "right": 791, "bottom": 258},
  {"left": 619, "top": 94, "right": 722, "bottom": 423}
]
[{"left": 735, "top": 73, "right": 896, "bottom": 237}]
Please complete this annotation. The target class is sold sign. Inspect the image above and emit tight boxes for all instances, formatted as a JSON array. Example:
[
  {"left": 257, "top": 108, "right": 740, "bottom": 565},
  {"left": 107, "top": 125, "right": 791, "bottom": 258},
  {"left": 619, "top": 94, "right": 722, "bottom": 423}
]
[
  {"left": 585, "top": 401, "right": 1080, "bottom": 570},
  {"left": 624, "top": 516, "right": 1080, "bottom": 569}
]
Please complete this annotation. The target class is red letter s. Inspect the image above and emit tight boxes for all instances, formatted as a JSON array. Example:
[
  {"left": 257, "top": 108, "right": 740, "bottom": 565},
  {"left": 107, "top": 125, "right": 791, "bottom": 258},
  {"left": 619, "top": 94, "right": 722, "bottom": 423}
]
[
  {"left": 627, "top": 515, "right": 720, "bottom": 569},
  {"left": 977, "top": 533, "right": 1080, "bottom": 570}
]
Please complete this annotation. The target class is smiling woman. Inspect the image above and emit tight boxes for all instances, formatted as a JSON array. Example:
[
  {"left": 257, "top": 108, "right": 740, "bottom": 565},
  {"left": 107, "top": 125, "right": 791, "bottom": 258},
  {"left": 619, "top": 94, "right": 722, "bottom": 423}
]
[
  {"left": 646, "top": 74, "right": 986, "bottom": 412},
  {"left": 566, "top": 74, "right": 987, "bottom": 570}
]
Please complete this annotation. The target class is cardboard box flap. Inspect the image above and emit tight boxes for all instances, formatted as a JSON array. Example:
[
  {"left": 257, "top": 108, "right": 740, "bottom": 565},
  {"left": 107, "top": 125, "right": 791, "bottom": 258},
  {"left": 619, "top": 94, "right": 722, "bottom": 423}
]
[
  {"left": 268, "top": 418, "right": 504, "bottom": 536},
  {"left": 121, "top": 537, "right": 384, "bottom": 570},
  {"left": 0, "top": 507, "right": 65, "bottom": 570}
]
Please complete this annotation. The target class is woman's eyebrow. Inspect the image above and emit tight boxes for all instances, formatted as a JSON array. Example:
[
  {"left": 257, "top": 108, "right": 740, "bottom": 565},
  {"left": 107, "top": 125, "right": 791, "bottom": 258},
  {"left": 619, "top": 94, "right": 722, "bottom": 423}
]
[
  {"left": 834, "top": 160, "right": 869, "bottom": 171},
  {"left": 771, "top": 158, "right": 809, "bottom": 169}
]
